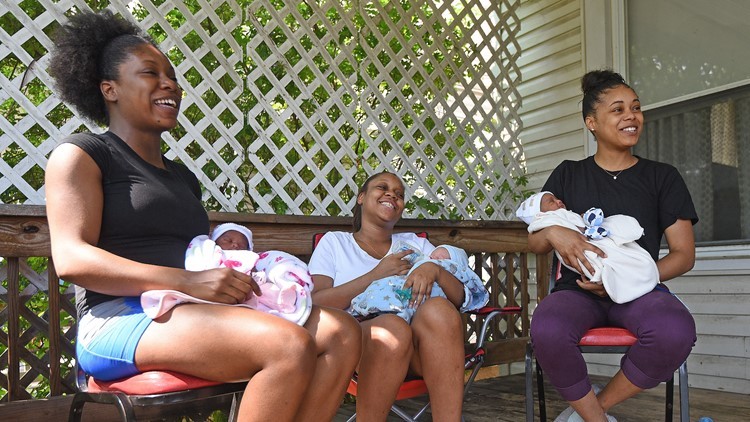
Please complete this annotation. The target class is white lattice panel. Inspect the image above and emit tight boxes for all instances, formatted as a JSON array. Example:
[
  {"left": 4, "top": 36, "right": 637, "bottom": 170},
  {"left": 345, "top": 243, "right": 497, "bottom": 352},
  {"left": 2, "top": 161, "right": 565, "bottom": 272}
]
[
  {"left": 0, "top": 0, "right": 524, "bottom": 219},
  {"left": 119, "top": 0, "right": 248, "bottom": 211}
]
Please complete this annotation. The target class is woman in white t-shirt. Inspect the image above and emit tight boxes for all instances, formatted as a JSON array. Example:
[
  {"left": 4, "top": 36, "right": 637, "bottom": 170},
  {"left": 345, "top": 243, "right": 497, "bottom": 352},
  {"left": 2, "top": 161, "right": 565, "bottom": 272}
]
[{"left": 309, "top": 171, "right": 467, "bottom": 421}]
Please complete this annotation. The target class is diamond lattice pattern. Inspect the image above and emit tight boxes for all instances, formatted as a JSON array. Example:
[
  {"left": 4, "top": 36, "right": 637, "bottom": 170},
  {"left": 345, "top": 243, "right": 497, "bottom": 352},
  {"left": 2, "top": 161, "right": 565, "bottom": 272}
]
[{"left": 0, "top": 0, "right": 523, "bottom": 219}]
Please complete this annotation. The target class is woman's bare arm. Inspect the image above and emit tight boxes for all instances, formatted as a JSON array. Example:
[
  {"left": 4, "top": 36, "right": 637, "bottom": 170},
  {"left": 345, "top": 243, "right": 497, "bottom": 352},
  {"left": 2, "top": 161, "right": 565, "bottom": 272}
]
[
  {"left": 45, "top": 144, "right": 257, "bottom": 303},
  {"left": 528, "top": 225, "right": 605, "bottom": 276},
  {"left": 311, "top": 250, "right": 413, "bottom": 309},
  {"left": 405, "top": 262, "right": 464, "bottom": 307},
  {"left": 657, "top": 219, "right": 695, "bottom": 282}
]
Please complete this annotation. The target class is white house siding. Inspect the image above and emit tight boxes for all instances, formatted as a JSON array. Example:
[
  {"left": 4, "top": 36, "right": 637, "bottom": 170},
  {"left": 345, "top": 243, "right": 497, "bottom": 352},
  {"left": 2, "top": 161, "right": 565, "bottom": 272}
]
[
  {"left": 516, "top": 0, "right": 587, "bottom": 193},
  {"left": 666, "top": 248, "right": 750, "bottom": 394},
  {"left": 513, "top": 0, "right": 585, "bottom": 358},
  {"left": 583, "top": 246, "right": 750, "bottom": 394},
  {"left": 504, "top": 0, "right": 587, "bottom": 378},
  {"left": 513, "top": 0, "right": 750, "bottom": 395}
]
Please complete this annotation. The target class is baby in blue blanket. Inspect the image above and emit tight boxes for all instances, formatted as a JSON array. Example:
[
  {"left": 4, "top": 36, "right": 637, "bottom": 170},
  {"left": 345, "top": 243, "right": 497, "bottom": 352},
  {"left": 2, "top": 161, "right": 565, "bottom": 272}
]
[{"left": 349, "top": 242, "right": 489, "bottom": 322}]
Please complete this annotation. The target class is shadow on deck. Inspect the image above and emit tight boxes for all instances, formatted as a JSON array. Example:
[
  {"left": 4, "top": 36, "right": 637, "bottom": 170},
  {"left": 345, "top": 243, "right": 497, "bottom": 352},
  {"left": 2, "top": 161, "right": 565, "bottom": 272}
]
[{"left": 335, "top": 373, "right": 749, "bottom": 422}]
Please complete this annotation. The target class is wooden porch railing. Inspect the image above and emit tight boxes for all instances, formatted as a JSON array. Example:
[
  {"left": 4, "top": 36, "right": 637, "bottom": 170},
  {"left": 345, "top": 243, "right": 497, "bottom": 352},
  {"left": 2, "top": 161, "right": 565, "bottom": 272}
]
[{"left": 0, "top": 204, "right": 546, "bottom": 413}]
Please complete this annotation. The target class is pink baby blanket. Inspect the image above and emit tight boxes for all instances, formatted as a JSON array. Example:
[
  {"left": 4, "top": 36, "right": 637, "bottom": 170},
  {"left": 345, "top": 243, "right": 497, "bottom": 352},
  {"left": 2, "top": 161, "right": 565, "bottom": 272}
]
[{"left": 141, "top": 235, "right": 313, "bottom": 325}]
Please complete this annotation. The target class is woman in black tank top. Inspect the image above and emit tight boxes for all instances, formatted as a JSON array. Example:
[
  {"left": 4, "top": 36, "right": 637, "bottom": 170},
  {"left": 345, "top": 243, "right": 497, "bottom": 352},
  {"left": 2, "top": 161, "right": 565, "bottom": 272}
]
[{"left": 46, "top": 10, "right": 360, "bottom": 421}]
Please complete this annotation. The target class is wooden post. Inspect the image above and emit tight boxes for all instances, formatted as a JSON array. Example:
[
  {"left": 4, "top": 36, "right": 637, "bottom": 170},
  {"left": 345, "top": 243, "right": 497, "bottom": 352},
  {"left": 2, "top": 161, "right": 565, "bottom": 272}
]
[
  {"left": 7, "top": 258, "right": 21, "bottom": 402},
  {"left": 47, "top": 260, "right": 62, "bottom": 396}
]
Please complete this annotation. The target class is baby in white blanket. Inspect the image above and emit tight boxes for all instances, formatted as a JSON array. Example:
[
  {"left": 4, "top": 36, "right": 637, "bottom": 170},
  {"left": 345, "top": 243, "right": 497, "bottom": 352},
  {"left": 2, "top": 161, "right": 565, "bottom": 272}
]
[{"left": 516, "top": 192, "right": 659, "bottom": 303}]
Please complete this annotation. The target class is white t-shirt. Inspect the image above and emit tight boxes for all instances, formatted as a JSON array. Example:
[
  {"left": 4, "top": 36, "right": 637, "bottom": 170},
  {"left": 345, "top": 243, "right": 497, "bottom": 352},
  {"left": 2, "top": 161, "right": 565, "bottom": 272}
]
[{"left": 308, "top": 231, "right": 436, "bottom": 287}]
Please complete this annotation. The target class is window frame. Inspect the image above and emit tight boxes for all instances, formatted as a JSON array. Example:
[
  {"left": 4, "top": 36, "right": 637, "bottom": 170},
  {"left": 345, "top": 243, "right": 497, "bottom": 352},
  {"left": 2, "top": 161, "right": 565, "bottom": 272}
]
[{"left": 586, "top": 0, "right": 750, "bottom": 246}]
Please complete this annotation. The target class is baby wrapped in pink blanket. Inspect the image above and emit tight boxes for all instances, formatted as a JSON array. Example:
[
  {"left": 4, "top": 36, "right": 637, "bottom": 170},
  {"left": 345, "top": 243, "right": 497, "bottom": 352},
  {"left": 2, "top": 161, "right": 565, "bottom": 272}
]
[{"left": 141, "top": 223, "right": 313, "bottom": 325}]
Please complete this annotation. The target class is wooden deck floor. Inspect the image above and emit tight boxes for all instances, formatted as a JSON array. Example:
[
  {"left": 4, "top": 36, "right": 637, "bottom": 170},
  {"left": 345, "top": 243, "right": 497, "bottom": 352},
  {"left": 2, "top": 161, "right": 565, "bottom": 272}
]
[
  {"left": 4, "top": 371, "right": 748, "bottom": 421},
  {"left": 334, "top": 373, "right": 750, "bottom": 422}
]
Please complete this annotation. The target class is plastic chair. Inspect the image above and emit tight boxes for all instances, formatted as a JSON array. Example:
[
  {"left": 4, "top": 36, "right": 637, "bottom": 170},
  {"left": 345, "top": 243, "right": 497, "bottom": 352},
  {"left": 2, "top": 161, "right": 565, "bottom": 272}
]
[
  {"left": 524, "top": 258, "right": 689, "bottom": 422},
  {"left": 312, "top": 232, "right": 522, "bottom": 421},
  {"left": 69, "top": 362, "right": 246, "bottom": 421}
]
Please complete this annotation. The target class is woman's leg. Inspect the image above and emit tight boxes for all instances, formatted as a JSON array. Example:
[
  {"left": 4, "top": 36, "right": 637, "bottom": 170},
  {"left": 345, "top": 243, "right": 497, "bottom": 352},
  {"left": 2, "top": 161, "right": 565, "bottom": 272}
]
[
  {"left": 295, "top": 305, "right": 362, "bottom": 421},
  {"left": 136, "top": 304, "right": 316, "bottom": 422},
  {"left": 409, "top": 297, "right": 464, "bottom": 422},
  {"left": 356, "top": 314, "right": 414, "bottom": 422},
  {"left": 531, "top": 290, "right": 610, "bottom": 421},
  {"left": 531, "top": 290, "right": 608, "bottom": 400},
  {"left": 596, "top": 370, "right": 642, "bottom": 414},
  {"left": 599, "top": 289, "right": 696, "bottom": 412}
]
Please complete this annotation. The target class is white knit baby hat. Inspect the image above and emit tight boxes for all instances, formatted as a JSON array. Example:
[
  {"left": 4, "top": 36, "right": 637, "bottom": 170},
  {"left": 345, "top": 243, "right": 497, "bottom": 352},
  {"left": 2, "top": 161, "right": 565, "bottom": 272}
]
[
  {"left": 211, "top": 222, "right": 254, "bottom": 250},
  {"left": 515, "top": 191, "right": 552, "bottom": 225}
]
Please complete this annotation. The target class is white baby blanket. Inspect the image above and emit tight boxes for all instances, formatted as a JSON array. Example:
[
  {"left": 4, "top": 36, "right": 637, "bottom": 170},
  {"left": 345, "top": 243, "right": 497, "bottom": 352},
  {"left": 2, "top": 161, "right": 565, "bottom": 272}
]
[{"left": 528, "top": 209, "right": 659, "bottom": 303}]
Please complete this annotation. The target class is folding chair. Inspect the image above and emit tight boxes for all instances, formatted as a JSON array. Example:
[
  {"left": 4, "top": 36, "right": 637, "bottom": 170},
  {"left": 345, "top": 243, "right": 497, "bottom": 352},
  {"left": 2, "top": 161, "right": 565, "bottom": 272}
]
[
  {"left": 524, "top": 257, "right": 689, "bottom": 422},
  {"left": 346, "top": 305, "right": 519, "bottom": 422},
  {"left": 312, "top": 232, "right": 522, "bottom": 421},
  {"left": 69, "top": 363, "right": 247, "bottom": 421}
]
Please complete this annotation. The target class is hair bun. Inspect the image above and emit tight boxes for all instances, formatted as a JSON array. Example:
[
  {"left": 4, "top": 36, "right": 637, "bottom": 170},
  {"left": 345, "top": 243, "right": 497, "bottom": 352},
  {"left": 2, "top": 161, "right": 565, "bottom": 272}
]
[
  {"left": 580, "top": 69, "right": 631, "bottom": 120},
  {"left": 581, "top": 69, "right": 626, "bottom": 96}
]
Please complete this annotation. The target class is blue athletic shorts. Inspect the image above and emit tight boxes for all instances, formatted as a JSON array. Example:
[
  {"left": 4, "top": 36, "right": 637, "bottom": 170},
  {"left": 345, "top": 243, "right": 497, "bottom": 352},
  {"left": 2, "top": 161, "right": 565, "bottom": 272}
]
[{"left": 76, "top": 296, "right": 152, "bottom": 381}]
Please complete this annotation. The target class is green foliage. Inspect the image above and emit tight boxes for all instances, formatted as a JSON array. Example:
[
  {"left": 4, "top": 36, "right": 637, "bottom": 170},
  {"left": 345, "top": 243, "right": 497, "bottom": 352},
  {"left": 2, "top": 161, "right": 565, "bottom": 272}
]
[
  {"left": 0, "top": 257, "right": 76, "bottom": 400},
  {"left": 1, "top": 0, "right": 527, "bottom": 215},
  {"left": 0, "top": 0, "right": 529, "bottom": 402}
]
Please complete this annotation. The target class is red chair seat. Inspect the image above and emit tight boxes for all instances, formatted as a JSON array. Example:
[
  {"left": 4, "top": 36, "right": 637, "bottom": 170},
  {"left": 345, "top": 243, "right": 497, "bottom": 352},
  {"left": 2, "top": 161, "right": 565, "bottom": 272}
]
[
  {"left": 347, "top": 378, "right": 429, "bottom": 401},
  {"left": 87, "top": 370, "right": 224, "bottom": 395},
  {"left": 579, "top": 327, "right": 637, "bottom": 347}
]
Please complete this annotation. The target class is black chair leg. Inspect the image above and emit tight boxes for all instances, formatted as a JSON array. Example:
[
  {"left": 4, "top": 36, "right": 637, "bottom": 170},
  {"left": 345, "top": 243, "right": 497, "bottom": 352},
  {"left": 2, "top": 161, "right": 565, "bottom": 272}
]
[
  {"left": 69, "top": 392, "right": 135, "bottom": 422},
  {"left": 536, "top": 359, "right": 546, "bottom": 421},
  {"left": 525, "top": 343, "right": 534, "bottom": 422},
  {"left": 665, "top": 376, "right": 674, "bottom": 422}
]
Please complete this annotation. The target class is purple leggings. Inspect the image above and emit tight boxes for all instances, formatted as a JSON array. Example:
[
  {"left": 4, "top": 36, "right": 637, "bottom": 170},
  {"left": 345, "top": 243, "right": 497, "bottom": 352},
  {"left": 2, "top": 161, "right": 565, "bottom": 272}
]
[{"left": 530, "top": 288, "right": 695, "bottom": 401}]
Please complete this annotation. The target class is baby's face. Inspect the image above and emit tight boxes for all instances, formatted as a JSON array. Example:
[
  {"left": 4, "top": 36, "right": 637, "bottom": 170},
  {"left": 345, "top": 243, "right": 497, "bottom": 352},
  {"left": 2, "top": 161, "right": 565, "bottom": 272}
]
[
  {"left": 540, "top": 193, "right": 566, "bottom": 212},
  {"left": 215, "top": 230, "right": 250, "bottom": 250},
  {"left": 430, "top": 247, "right": 450, "bottom": 260}
]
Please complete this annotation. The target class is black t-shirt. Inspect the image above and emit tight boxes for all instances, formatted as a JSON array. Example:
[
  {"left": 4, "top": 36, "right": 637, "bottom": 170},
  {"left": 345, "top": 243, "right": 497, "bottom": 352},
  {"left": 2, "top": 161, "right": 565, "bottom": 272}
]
[
  {"left": 542, "top": 156, "right": 698, "bottom": 296},
  {"left": 63, "top": 132, "right": 209, "bottom": 316}
]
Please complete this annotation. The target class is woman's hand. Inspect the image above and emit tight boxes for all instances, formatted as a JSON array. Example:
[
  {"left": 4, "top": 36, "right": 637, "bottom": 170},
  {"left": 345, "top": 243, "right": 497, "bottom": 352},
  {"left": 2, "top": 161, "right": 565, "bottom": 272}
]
[
  {"left": 182, "top": 268, "right": 262, "bottom": 304},
  {"left": 311, "top": 249, "right": 413, "bottom": 310},
  {"left": 542, "top": 226, "right": 606, "bottom": 276},
  {"left": 370, "top": 249, "right": 413, "bottom": 280},
  {"left": 403, "top": 262, "right": 440, "bottom": 308},
  {"left": 575, "top": 274, "right": 608, "bottom": 297}
]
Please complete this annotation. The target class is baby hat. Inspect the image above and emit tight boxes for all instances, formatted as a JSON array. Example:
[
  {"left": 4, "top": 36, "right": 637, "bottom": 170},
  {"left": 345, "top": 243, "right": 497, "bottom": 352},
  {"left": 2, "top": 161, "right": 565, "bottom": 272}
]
[
  {"left": 515, "top": 191, "right": 552, "bottom": 225},
  {"left": 211, "top": 222, "right": 254, "bottom": 250},
  {"left": 437, "top": 244, "right": 469, "bottom": 268}
]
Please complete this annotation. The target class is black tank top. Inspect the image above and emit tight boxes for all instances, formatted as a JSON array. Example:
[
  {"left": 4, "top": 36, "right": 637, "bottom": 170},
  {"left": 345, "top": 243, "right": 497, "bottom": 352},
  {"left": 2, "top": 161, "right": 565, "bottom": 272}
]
[{"left": 63, "top": 132, "right": 209, "bottom": 316}]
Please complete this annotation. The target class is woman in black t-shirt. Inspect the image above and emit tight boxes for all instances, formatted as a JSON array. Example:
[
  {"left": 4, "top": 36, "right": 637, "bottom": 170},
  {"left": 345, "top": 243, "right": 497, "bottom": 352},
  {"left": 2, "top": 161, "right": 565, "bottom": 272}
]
[{"left": 528, "top": 70, "right": 698, "bottom": 422}]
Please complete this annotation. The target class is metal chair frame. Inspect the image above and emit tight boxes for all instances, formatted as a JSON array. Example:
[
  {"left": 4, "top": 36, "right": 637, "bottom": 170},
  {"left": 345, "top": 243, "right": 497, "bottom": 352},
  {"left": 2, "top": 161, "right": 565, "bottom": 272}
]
[
  {"left": 346, "top": 306, "right": 516, "bottom": 422},
  {"left": 524, "top": 257, "right": 690, "bottom": 422},
  {"left": 524, "top": 329, "right": 689, "bottom": 422},
  {"left": 69, "top": 364, "right": 246, "bottom": 421}
]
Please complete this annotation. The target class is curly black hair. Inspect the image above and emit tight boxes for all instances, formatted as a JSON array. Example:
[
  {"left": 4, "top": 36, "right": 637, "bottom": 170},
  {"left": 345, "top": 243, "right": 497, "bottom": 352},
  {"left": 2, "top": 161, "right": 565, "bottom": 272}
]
[
  {"left": 48, "top": 9, "right": 156, "bottom": 125},
  {"left": 580, "top": 69, "right": 634, "bottom": 120}
]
